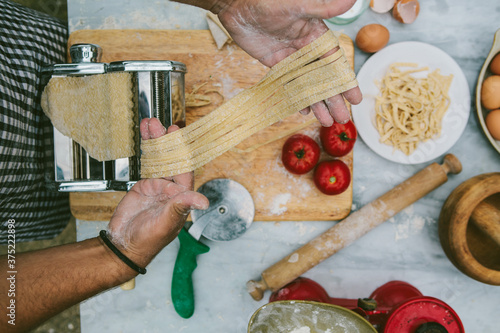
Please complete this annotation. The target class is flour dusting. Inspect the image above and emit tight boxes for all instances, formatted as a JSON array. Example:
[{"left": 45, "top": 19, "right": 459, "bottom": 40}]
[
  {"left": 288, "top": 253, "right": 299, "bottom": 263},
  {"left": 221, "top": 74, "right": 242, "bottom": 99},
  {"left": 393, "top": 206, "right": 428, "bottom": 240},
  {"left": 256, "top": 192, "right": 265, "bottom": 202},
  {"left": 296, "top": 222, "right": 317, "bottom": 238},
  {"left": 270, "top": 193, "right": 291, "bottom": 215},
  {"left": 270, "top": 157, "right": 313, "bottom": 197}
]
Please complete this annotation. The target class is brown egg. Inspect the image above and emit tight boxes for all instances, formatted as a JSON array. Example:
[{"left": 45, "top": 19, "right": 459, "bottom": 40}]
[
  {"left": 393, "top": 0, "right": 420, "bottom": 24},
  {"left": 481, "top": 75, "right": 500, "bottom": 110},
  {"left": 486, "top": 109, "right": 500, "bottom": 140},
  {"left": 490, "top": 53, "right": 500, "bottom": 75},
  {"left": 355, "top": 24, "right": 390, "bottom": 53}
]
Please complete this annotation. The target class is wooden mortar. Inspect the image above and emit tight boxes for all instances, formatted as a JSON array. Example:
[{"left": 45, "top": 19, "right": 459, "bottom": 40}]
[{"left": 439, "top": 172, "right": 500, "bottom": 285}]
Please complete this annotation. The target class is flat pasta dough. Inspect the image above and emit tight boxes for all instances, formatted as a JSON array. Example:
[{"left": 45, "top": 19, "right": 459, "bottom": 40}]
[
  {"left": 140, "top": 30, "right": 358, "bottom": 178},
  {"left": 41, "top": 72, "right": 135, "bottom": 161}
]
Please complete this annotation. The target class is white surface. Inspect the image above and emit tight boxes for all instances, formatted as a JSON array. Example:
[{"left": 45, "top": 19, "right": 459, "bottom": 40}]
[
  {"left": 69, "top": 0, "right": 500, "bottom": 332},
  {"left": 353, "top": 41, "right": 471, "bottom": 164}
]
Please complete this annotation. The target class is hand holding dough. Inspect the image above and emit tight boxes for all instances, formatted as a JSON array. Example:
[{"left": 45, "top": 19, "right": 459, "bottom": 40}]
[
  {"left": 40, "top": 31, "right": 358, "bottom": 176},
  {"left": 141, "top": 30, "right": 358, "bottom": 178},
  {"left": 216, "top": 0, "right": 362, "bottom": 125}
]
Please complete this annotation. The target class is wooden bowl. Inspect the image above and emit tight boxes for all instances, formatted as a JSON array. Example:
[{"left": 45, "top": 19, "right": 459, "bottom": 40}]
[
  {"left": 475, "top": 28, "right": 500, "bottom": 154},
  {"left": 439, "top": 173, "right": 500, "bottom": 285}
]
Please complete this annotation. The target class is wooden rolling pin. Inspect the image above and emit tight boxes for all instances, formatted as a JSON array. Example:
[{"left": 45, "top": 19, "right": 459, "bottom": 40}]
[{"left": 247, "top": 154, "right": 462, "bottom": 301}]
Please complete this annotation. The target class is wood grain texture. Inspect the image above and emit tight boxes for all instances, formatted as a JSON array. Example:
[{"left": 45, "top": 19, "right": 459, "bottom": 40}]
[
  {"left": 68, "top": 29, "right": 355, "bottom": 222},
  {"left": 470, "top": 194, "right": 500, "bottom": 246},
  {"left": 438, "top": 172, "right": 500, "bottom": 285}
]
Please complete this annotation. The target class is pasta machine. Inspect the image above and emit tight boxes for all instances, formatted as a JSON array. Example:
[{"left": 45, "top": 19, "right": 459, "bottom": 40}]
[{"left": 41, "top": 43, "right": 187, "bottom": 192}]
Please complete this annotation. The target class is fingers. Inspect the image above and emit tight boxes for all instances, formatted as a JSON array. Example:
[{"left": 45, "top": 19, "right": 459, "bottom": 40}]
[
  {"left": 299, "top": 107, "right": 311, "bottom": 115},
  {"left": 343, "top": 86, "right": 363, "bottom": 105},
  {"left": 309, "top": 86, "right": 362, "bottom": 126},
  {"left": 139, "top": 118, "right": 194, "bottom": 189},
  {"left": 326, "top": 86, "right": 363, "bottom": 124},
  {"left": 311, "top": 101, "right": 334, "bottom": 127},
  {"left": 166, "top": 124, "right": 179, "bottom": 134},
  {"left": 168, "top": 191, "right": 210, "bottom": 219},
  {"left": 325, "top": 94, "right": 350, "bottom": 125},
  {"left": 305, "top": 42, "right": 362, "bottom": 126},
  {"left": 140, "top": 118, "right": 167, "bottom": 140}
]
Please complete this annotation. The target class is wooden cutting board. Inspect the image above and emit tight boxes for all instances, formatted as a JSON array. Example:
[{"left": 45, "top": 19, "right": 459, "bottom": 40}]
[{"left": 68, "top": 29, "right": 354, "bottom": 222}]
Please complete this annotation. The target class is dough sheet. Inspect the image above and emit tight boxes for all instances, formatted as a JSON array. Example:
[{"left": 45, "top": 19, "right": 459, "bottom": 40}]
[
  {"left": 141, "top": 30, "right": 358, "bottom": 178},
  {"left": 41, "top": 72, "right": 135, "bottom": 161},
  {"left": 40, "top": 30, "right": 357, "bottom": 176}
]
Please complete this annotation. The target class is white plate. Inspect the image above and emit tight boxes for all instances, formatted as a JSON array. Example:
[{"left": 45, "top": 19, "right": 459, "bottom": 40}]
[{"left": 352, "top": 42, "right": 471, "bottom": 164}]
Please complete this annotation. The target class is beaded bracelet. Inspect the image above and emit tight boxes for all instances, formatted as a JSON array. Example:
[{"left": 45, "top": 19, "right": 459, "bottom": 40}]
[{"left": 99, "top": 230, "right": 147, "bottom": 275}]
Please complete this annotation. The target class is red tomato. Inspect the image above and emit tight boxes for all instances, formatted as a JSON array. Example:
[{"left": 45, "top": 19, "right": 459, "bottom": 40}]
[
  {"left": 281, "top": 134, "right": 320, "bottom": 174},
  {"left": 313, "top": 160, "right": 351, "bottom": 195},
  {"left": 320, "top": 120, "right": 357, "bottom": 157}
]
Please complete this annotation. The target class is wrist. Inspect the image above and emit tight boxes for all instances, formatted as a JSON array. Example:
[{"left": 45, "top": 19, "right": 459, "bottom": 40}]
[
  {"left": 97, "top": 235, "right": 142, "bottom": 280},
  {"left": 209, "top": 0, "right": 233, "bottom": 14},
  {"left": 172, "top": 0, "right": 233, "bottom": 14},
  {"left": 106, "top": 229, "right": 153, "bottom": 269}
]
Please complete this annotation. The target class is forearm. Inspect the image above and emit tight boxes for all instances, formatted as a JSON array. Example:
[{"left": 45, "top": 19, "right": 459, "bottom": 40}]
[
  {"left": 0, "top": 237, "right": 137, "bottom": 332},
  {"left": 172, "top": 0, "right": 232, "bottom": 14}
]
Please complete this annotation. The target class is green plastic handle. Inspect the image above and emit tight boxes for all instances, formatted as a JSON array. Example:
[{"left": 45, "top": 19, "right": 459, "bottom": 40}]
[{"left": 171, "top": 228, "right": 210, "bottom": 318}]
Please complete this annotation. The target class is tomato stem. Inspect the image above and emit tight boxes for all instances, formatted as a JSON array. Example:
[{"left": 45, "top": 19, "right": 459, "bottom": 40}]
[
  {"left": 295, "top": 148, "right": 305, "bottom": 159},
  {"left": 337, "top": 132, "right": 353, "bottom": 142},
  {"left": 329, "top": 176, "right": 336, "bottom": 184}
]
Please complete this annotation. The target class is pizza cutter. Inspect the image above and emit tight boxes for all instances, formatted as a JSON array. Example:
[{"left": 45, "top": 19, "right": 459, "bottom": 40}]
[{"left": 171, "top": 178, "right": 254, "bottom": 318}]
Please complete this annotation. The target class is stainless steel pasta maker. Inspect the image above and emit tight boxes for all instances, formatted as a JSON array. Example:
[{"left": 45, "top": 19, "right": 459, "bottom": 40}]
[{"left": 41, "top": 43, "right": 187, "bottom": 192}]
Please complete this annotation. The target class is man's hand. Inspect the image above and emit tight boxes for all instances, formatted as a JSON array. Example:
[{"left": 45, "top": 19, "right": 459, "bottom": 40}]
[
  {"left": 107, "top": 118, "right": 209, "bottom": 268},
  {"left": 0, "top": 118, "right": 208, "bottom": 332},
  {"left": 216, "top": 0, "right": 363, "bottom": 126}
]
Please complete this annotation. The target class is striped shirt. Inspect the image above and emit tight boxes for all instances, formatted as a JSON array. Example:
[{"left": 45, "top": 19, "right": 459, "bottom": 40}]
[{"left": 0, "top": 0, "right": 70, "bottom": 243}]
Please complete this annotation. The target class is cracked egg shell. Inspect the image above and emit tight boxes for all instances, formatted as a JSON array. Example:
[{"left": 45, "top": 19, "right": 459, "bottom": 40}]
[
  {"left": 355, "top": 24, "right": 390, "bottom": 53},
  {"left": 369, "top": 0, "right": 396, "bottom": 14},
  {"left": 393, "top": 0, "right": 420, "bottom": 24}
]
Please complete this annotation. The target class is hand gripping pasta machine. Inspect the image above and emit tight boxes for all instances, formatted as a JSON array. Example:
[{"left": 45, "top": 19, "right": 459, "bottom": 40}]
[{"left": 41, "top": 43, "right": 187, "bottom": 192}]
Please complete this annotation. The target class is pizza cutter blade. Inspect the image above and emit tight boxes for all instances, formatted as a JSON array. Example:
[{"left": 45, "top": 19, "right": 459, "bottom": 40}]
[
  {"left": 191, "top": 178, "right": 254, "bottom": 241},
  {"left": 171, "top": 179, "right": 254, "bottom": 318}
]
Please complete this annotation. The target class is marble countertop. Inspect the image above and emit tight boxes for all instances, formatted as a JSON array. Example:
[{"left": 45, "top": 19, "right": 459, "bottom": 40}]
[{"left": 69, "top": 1, "right": 500, "bottom": 332}]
